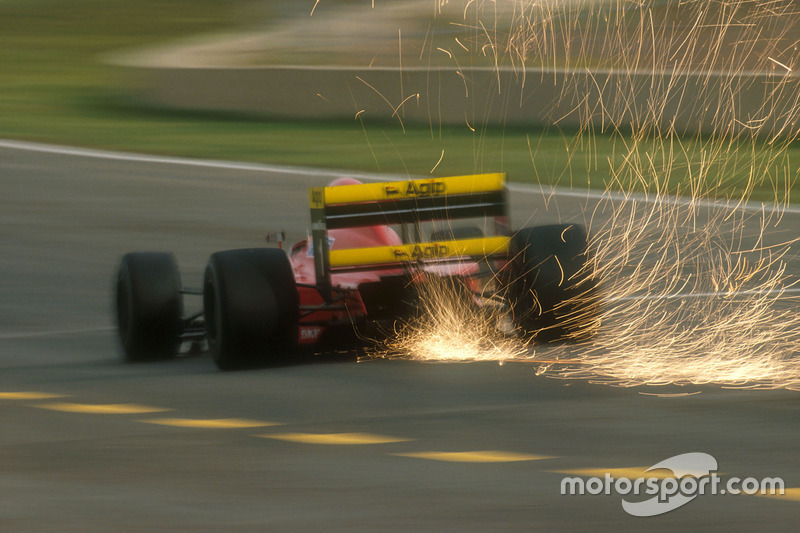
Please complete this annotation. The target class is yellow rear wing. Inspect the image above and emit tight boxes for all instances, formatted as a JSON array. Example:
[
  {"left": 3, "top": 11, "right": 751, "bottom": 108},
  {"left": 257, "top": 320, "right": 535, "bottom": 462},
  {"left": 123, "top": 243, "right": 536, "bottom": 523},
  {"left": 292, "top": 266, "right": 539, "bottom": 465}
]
[
  {"left": 308, "top": 173, "right": 510, "bottom": 296},
  {"left": 312, "top": 173, "right": 506, "bottom": 207},
  {"left": 329, "top": 236, "right": 511, "bottom": 268}
]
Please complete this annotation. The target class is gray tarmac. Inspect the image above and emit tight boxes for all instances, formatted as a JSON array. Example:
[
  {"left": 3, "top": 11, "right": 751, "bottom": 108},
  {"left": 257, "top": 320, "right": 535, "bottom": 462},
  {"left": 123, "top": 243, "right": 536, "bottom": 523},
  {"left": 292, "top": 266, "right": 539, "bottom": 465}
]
[{"left": 1, "top": 143, "right": 799, "bottom": 532}]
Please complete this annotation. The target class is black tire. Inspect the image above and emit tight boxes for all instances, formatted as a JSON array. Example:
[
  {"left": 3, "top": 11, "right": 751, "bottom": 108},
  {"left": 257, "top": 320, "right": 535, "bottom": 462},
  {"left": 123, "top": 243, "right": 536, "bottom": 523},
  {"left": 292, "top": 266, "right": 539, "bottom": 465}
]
[
  {"left": 203, "top": 248, "right": 299, "bottom": 370},
  {"left": 115, "top": 252, "right": 183, "bottom": 361},
  {"left": 508, "top": 224, "right": 600, "bottom": 342},
  {"left": 430, "top": 225, "right": 484, "bottom": 241}
]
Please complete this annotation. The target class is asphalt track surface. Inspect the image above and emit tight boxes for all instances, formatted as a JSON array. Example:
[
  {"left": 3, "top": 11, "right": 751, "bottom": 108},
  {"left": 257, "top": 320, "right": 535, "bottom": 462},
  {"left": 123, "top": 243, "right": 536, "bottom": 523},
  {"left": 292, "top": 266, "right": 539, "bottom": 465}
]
[{"left": 1, "top": 141, "right": 799, "bottom": 532}]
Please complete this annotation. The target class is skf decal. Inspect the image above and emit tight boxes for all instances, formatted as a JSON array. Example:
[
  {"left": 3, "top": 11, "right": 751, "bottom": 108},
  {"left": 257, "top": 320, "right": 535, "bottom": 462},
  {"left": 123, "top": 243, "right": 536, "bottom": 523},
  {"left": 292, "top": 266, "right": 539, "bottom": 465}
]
[{"left": 300, "top": 326, "right": 323, "bottom": 342}]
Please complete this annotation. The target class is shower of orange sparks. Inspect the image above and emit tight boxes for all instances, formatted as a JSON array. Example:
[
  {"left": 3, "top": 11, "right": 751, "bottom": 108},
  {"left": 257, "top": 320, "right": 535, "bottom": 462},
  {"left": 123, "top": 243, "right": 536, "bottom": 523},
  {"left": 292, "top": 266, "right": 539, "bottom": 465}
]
[{"left": 362, "top": 0, "right": 800, "bottom": 391}]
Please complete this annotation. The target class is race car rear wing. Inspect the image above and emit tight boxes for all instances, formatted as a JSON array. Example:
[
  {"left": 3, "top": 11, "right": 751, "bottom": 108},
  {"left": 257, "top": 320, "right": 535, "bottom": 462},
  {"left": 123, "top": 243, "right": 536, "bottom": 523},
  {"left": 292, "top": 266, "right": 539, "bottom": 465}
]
[{"left": 308, "top": 173, "right": 511, "bottom": 298}]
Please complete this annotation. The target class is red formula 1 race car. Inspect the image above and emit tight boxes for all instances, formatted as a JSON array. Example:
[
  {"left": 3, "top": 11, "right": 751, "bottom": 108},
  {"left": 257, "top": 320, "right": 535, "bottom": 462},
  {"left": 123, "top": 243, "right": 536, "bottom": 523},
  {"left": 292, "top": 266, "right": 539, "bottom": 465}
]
[{"left": 114, "top": 173, "right": 600, "bottom": 369}]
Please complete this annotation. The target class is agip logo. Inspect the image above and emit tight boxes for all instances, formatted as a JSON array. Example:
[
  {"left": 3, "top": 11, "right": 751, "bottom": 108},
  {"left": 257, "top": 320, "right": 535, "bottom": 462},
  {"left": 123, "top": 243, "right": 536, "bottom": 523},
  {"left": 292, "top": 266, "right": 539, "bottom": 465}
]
[
  {"left": 393, "top": 243, "right": 450, "bottom": 261},
  {"left": 385, "top": 180, "right": 446, "bottom": 198}
]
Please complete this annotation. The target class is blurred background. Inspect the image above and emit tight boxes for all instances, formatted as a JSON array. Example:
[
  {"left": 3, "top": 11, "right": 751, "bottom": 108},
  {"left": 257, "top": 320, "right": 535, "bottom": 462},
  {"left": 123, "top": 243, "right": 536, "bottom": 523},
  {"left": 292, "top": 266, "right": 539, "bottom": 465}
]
[
  {"left": 2, "top": 5, "right": 800, "bottom": 530},
  {"left": 2, "top": 0, "right": 799, "bottom": 201}
]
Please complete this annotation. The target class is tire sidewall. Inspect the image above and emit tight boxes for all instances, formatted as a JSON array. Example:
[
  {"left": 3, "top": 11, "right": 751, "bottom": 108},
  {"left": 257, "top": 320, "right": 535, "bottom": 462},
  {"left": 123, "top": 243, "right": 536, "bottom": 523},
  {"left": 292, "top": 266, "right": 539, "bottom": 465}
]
[
  {"left": 115, "top": 252, "right": 182, "bottom": 361},
  {"left": 509, "top": 224, "right": 597, "bottom": 341},
  {"left": 204, "top": 249, "right": 298, "bottom": 370}
]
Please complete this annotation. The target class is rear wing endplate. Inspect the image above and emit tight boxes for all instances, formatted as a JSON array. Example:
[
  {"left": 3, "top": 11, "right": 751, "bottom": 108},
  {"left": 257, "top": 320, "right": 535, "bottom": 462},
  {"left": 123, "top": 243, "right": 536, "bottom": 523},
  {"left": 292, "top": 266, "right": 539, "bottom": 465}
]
[{"left": 309, "top": 173, "right": 510, "bottom": 298}]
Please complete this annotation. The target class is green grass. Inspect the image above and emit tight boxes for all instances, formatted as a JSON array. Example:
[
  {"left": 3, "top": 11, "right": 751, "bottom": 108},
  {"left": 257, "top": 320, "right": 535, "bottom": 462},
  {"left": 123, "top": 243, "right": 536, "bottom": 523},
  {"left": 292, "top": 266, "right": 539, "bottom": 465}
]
[{"left": 0, "top": 0, "right": 797, "bottom": 203}]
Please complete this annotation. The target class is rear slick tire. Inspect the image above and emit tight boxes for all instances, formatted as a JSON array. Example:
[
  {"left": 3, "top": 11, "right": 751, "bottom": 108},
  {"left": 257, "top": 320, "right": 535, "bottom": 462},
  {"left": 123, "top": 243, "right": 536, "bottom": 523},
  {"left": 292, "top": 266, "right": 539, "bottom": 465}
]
[
  {"left": 115, "top": 252, "right": 183, "bottom": 362},
  {"left": 203, "top": 248, "right": 299, "bottom": 370},
  {"left": 509, "top": 224, "right": 600, "bottom": 342}
]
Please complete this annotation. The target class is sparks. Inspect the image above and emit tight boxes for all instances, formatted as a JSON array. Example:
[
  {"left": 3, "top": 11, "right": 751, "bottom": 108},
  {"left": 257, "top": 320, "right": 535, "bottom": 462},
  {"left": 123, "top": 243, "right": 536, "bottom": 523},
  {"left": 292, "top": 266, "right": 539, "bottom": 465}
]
[{"left": 361, "top": 0, "right": 800, "bottom": 391}]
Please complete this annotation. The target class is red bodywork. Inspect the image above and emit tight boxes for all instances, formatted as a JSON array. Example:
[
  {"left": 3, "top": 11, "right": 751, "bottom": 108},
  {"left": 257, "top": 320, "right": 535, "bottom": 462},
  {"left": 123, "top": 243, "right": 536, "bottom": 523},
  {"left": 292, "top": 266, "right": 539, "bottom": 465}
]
[
  {"left": 289, "top": 227, "right": 402, "bottom": 346},
  {"left": 288, "top": 177, "right": 483, "bottom": 347}
]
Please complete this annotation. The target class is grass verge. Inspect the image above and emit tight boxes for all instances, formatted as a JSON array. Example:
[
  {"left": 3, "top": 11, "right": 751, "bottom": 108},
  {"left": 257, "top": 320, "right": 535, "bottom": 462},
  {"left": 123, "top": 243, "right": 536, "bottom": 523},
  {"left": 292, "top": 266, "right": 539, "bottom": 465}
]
[{"left": 0, "top": 0, "right": 796, "bottom": 203}]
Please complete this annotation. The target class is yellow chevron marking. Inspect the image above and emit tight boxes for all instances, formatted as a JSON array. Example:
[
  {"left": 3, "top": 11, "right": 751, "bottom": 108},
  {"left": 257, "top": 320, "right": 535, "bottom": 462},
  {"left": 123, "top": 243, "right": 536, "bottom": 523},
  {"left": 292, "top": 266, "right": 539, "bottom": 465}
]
[
  {"left": 395, "top": 451, "right": 553, "bottom": 463},
  {"left": 553, "top": 467, "right": 680, "bottom": 480},
  {"left": 0, "top": 392, "right": 65, "bottom": 400},
  {"left": 141, "top": 418, "right": 278, "bottom": 429},
  {"left": 33, "top": 402, "right": 170, "bottom": 414},
  {"left": 259, "top": 432, "right": 410, "bottom": 445},
  {"left": 753, "top": 488, "right": 800, "bottom": 501}
]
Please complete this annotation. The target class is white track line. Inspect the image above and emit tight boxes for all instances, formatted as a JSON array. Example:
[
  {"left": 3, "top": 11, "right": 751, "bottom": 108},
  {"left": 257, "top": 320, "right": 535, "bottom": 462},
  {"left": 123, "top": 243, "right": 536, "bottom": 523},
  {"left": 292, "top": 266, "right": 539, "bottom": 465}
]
[
  {"left": 0, "top": 327, "right": 115, "bottom": 341},
  {"left": 2, "top": 138, "right": 799, "bottom": 215},
  {"left": 608, "top": 287, "right": 800, "bottom": 303},
  {"left": 2, "top": 138, "right": 799, "bottom": 341},
  {"left": 0, "top": 139, "right": 395, "bottom": 181},
  {"left": 506, "top": 183, "right": 800, "bottom": 215}
]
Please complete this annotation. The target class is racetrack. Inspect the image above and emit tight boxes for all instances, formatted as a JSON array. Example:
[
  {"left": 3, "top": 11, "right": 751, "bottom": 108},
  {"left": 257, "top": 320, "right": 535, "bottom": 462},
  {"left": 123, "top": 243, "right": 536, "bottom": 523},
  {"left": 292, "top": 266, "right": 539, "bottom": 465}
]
[{"left": 1, "top": 142, "right": 799, "bottom": 532}]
